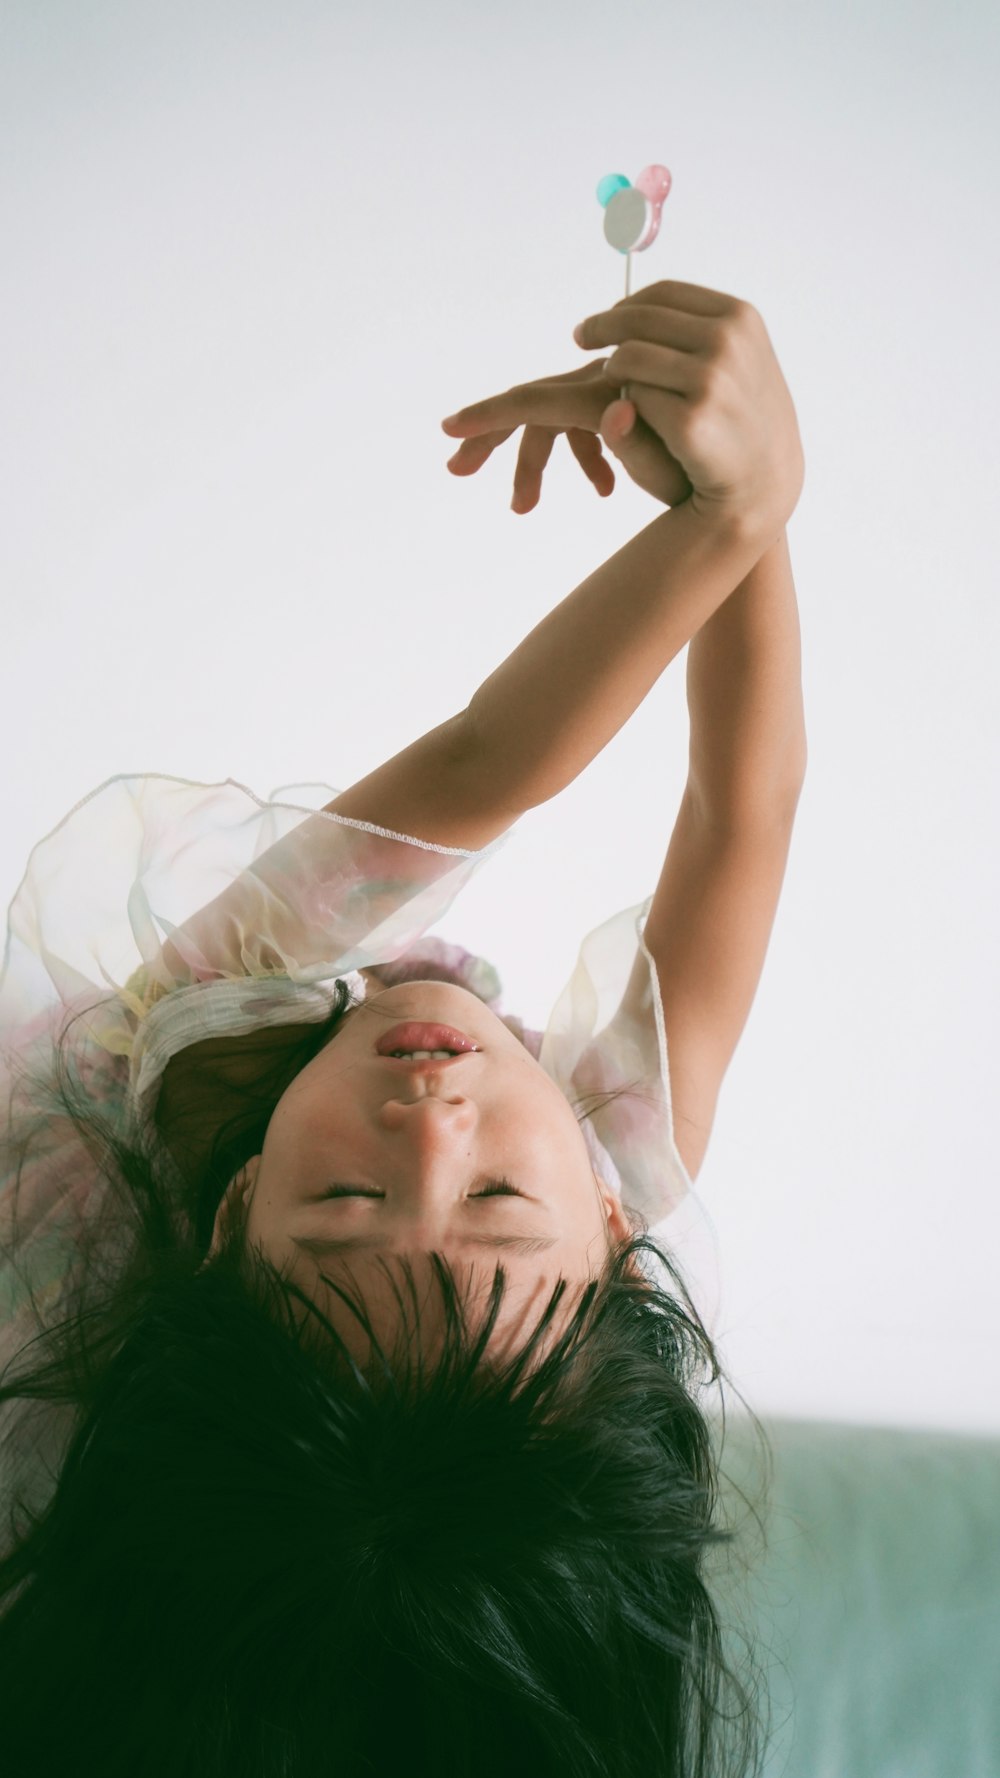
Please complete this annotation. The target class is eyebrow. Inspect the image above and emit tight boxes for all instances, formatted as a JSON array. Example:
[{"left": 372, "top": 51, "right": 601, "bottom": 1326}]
[{"left": 293, "top": 1232, "right": 560, "bottom": 1258}]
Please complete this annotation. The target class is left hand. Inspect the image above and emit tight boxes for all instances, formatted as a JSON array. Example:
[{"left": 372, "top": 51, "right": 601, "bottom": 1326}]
[{"left": 441, "top": 357, "right": 694, "bottom": 512}]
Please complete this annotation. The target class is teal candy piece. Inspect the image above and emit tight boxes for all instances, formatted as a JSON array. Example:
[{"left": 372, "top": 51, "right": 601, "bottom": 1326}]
[{"left": 596, "top": 173, "right": 631, "bottom": 208}]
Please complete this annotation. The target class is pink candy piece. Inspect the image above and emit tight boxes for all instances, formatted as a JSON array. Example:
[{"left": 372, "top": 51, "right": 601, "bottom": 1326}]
[
  {"left": 635, "top": 164, "right": 672, "bottom": 206},
  {"left": 634, "top": 163, "right": 672, "bottom": 247}
]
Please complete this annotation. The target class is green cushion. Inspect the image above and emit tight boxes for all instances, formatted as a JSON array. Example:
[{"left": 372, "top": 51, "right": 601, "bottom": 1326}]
[{"left": 711, "top": 1417, "right": 1000, "bottom": 1778}]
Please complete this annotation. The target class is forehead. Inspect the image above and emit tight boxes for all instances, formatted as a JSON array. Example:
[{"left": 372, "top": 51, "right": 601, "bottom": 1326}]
[{"left": 293, "top": 1247, "right": 598, "bottom": 1370}]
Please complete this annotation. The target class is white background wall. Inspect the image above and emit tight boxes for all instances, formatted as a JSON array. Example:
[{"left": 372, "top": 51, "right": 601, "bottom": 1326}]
[{"left": 2, "top": 0, "right": 997, "bottom": 1435}]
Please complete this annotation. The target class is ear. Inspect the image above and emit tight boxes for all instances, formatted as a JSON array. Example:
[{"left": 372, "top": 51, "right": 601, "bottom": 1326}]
[
  {"left": 595, "top": 1173, "right": 635, "bottom": 1246},
  {"left": 201, "top": 1157, "right": 261, "bottom": 1265}
]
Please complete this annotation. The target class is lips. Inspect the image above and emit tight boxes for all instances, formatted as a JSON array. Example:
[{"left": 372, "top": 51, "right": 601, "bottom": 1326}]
[{"left": 375, "top": 1022, "right": 479, "bottom": 1057}]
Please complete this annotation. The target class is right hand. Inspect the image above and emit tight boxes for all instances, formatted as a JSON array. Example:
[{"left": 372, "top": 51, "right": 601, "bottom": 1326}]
[{"left": 575, "top": 279, "right": 805, "bottom": 536}]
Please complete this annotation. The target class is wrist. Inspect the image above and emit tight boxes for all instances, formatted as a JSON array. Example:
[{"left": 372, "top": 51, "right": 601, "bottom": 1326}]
[{"left": 666, "top": 495, "right": 781, "bottom": 592}]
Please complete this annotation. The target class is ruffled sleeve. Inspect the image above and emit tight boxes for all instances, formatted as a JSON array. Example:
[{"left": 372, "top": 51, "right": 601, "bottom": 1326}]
[
  {"left": 539, "top": 897, "right": 722, "bottom": 1334},
  {"left": 0, "top": 770, "right": 513, "bottom": 1077}
]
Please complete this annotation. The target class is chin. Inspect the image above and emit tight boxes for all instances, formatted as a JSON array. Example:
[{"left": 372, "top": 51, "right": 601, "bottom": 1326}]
[{"left": 377, "top": 977, "right": 479, "bottom": 1006}]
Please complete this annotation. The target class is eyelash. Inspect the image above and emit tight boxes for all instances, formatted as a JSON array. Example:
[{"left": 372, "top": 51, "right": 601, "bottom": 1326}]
[{"left": 322, "top": 1178, "right": 521, "bottom": 1199}]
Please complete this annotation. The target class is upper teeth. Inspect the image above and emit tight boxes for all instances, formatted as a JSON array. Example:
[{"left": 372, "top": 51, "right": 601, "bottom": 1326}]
[{"left": 390, "top": 1048, "right": 457, "bottom": 1059}]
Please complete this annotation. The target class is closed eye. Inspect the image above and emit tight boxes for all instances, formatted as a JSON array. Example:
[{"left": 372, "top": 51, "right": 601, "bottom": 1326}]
[{"left": 321, "top": 1178, "right": 523, "bottom": 1199}]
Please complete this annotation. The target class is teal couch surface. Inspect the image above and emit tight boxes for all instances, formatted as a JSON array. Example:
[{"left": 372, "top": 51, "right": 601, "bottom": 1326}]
[{"left": 713, "top": 1417, "right": 1000, "bottom": 1778}]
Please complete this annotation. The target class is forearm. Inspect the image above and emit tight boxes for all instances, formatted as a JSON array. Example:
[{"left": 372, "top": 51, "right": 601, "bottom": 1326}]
[
  {"left": 685, "top": 527, "right": 807, "bottom": 826},
  {"left": 464, "top": 501, "right": 772, "bottom": 811}
]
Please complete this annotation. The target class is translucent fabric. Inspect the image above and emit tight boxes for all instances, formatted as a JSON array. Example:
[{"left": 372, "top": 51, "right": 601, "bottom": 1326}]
[{"left": 0, "top": 773, "right": 722, "bottom": 1377}]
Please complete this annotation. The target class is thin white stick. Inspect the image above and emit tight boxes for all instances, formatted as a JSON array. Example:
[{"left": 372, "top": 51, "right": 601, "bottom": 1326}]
[{"left": 620, "top": 251, "right": 633, "bottom": 405}]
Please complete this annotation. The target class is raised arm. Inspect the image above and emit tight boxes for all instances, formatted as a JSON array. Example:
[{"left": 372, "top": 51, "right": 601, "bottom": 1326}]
[
  {"left": 628, "top": 529, "right": 806, "bottom": 1183},
  {"left": 323, "top": 501, "right": 769, "bottom": 850},
  {"left": 328, "top": 280, "right": 803, "bottom": 850},
  {"left": 162, "top": 281, "right": 806, "bottom": 983},
  {"left": 149, "top": 500, "right": 766, "bottom": 995}
]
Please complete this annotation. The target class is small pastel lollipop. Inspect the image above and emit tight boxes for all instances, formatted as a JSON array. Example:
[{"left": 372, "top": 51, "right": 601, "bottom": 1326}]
[{"left": 596, "top": 164, "right": 672, "bottom": 298}]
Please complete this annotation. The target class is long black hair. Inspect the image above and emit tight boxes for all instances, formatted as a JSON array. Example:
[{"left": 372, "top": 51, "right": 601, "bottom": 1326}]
[{"left": 0, "top": 989, "right": 772, "bottom": 1777}]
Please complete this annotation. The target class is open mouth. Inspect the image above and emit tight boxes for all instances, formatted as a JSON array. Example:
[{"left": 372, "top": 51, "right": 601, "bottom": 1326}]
[{"left": 386, "top": 1048, "right": 459, "bottom": 1059}]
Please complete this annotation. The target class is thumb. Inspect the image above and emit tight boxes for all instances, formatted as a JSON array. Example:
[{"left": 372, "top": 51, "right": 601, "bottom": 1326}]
[
  {"left": 601, "top": 396, "right": 637, "bottom": 444},
  {"left": 599, "top": 397, "right": 692, "bottom": 508}
]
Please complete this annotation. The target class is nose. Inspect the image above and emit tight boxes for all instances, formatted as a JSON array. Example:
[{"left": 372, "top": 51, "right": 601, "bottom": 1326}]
[
  {"left": 377, "top": 1091, "right": 479, "bottom": 1199},
  {"left": 380, "top": 1089, "right": 475, "bottom": 1141}
]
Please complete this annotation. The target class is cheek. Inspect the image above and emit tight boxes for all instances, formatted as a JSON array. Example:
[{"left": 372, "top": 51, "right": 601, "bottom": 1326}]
[{"left": 264, "top": 1073, "right": 346, "bottom": 1177}]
